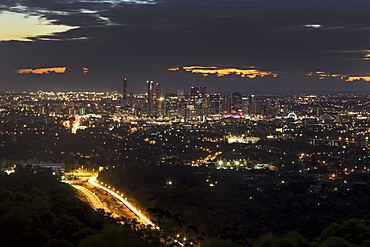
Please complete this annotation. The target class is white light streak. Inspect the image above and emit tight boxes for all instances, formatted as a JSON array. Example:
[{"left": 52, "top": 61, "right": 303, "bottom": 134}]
[{"left": 305, "top": 24, "right": 322, "bottom": 29}]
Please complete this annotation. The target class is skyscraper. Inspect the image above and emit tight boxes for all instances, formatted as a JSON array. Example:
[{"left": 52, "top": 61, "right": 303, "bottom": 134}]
[
  {"left": 165, "top": 93, "right": 179, "bottom": 118},
  {"left": 209, "top": 93, "right": 221, "bottom": 115},
  {"left": 155, "top": 83, "right": 161, "bottom": 99},
  {"left": 231, "top": 92, "right": 242, "bottom": 114},
  {"left": 250, "top": 95, "right": 261, "bottom": 114},
  {"left": 147, "top": 80, "right": 154, "bottom": 115},
  {"left": 190, "top": 86, "right": 200, "bottom": 96},
  {"left": 177, "top": 89, "right": 185, "bottom": 99},
  {"left": 200, "top": 86, "right": 207, "bottom": 96},
  {"left": 242, "top": 96, "right": 249, "bottom": 114},
  {"left": 155, "top": 82, "right": 163, "bottom": 117},
  {"left": 122, "top": 77, "right": 128, "bottom": 105}
]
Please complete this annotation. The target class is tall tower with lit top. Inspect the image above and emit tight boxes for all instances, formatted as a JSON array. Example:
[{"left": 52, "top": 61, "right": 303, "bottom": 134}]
[
  {"left": 122, "top": 77, "right": 128, "bottom": 105},
  {"left": 147, "top": 80, "right": 154, "bottom": 115},
  {"left": 155, "top": 82, "right": 161, "bottom": 99}
]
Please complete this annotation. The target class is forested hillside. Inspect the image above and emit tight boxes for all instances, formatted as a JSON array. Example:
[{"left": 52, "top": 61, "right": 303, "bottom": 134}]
[
  {"left": 99, "top": 163, "right": 370, "bottom": 246},
  {"left": 0, "top": 165, "right": 161, "bottom": 247}
]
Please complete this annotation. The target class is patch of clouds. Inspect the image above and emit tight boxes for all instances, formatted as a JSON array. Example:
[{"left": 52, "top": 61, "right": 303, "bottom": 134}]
[
  {"left": 16, "top": 67, "right": 67, "bottom": 74},
  {"left": 0, "top": 11, "right": 78, "bottom": 41},
  {"left": 168, "top": 66, "right": 279, "bottom": 79},
  {"left": 16, "top": 66, "right": 89, "bottom": 75},
  {"left": 351, "top": 26, "right": 370, "bottom": 32},
  {"left": 279, "top": 24, "right": 346, "bottom": 32},
  {"left": 1, "top": 0, "right": 158, "bottom": 29},
  {"left": 79, "top": 8, "right": 98, "bottom": 14},
  {"left": 307, "top": 71, "right": 370, "bottom": 82},
  {"left": 32, "top": 36, "right": 88, "bottom": 41},
  {"left": 304, "top": 24, "right": 321, "bottom": 29},
  {"left": 80, "top": 0, "right": 157, "bottom": 4}
]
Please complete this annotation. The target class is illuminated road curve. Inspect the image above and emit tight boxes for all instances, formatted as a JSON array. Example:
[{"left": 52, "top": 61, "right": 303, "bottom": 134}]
[
  {"left": 88, "top": 177, "right": 157, "bottom": 228},
  {"left": 88, "top": 176, "right": 186, "bottom": 246},
  {"left": 72, "top": 185, "right": 118, "bottom": 217}
]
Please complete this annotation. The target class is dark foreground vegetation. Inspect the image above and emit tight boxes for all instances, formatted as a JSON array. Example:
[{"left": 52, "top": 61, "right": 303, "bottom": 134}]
[
  {"left": 99, "top": 163, "right": 370, "bottom": 247},
  {"left": 0, "top": 165, "right": 166, "bottom": 247}
]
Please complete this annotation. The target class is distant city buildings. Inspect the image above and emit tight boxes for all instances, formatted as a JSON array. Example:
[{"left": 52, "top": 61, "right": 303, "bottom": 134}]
[
  {"left": 113, "top": 79, "right": 301, "bottom": 119},
  {"left": 2, "top": 89, "right": 370, "bottom": 178},
  {"left": 4, "top": 82, "right": 370, "bottom": 151},
  {"left": 6, "top": 79, "right": 370, "bottom": 125}
]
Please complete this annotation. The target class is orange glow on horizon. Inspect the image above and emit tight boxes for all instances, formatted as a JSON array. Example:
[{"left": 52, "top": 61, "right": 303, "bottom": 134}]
[
  {"left": 168, "top": 66, "right": 278, "bottom": 78},
  {"left": 167, "top": 67, "right": 180, "bottom": 71},
  {"left": 346, "top": 76, "right": 370, "bottom": 82},
  {"left": 17, "top": 67, "right": 67, "bottom": 74},
  {"left": 307, "top": 71, "right": 370, "bottom": 81}
]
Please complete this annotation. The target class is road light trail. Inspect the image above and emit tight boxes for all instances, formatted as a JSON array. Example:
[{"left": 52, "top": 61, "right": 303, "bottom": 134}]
[
  {"left": 88, "top": 176, "right": 157, "bottom": 228},
  {"left": 72, "top": 185, "right": 117, "bottom": 216},
  {"left": 88, "top": 176, "right": 185, "bottom": 246}
]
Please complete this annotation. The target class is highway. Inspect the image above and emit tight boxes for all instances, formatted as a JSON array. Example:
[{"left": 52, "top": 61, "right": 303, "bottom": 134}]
[
  {"left": 72, "top": 185, "right": 116, "bottom": 216},
  {"left": 70, "top": 174, "right": 186, "bottom": 246},
  {"left": 88, "top": 176, "right": 158, "bottom": 228}
]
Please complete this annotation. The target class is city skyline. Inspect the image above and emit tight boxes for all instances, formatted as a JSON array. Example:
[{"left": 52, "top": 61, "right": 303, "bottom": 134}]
[{"left": 3, "top": 1, "right": 370, "bottom": 93}]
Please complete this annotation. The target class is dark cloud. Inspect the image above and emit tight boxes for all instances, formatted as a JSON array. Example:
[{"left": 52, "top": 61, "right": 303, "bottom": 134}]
[{"left": 2, "top": 0, "right": 370, "bottom": 93}]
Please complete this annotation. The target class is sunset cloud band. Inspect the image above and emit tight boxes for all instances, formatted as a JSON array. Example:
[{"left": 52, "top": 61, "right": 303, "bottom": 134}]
[
  {"left": 307, "top": 71, "right": 370, "bottom": 82},
  {"left": 17, "top": 67, "right": 67, "bottom": 74},
  {"left": 168, "top": 66, "right": 279, "bottom": 78}
]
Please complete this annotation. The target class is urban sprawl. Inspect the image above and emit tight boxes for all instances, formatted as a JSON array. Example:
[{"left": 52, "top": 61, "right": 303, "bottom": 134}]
[{"left": 1, "top": 82, "right": 370, "bottom": 178}]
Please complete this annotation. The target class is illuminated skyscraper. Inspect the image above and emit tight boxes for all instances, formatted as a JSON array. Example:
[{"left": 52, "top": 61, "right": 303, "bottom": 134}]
[
  {"left": 155, "top": 82, "right": 163, "bottom": 117},
  {"left": 224, "top": 95, "right": 231, "bottom": 113},
  {"left": 190, "top": 86, "right": 200, "bottom": 96},
  {"left": 177, "top": 89, "right": 185, "bottom": 99},
  {"left": 147, "top": 80, "right": 154, "bottom": 115},
  {"left": 122, "top": 77, "right": 128, "bottom": 105},
  {"left": 164, "top": 93, "right": 179, "bottom": 118},
  {"left": 209, "top": 93, "right": 221, "bottom": 115},
  {"left": 231, "top": 92, "right": 242, "bottom": 113},
  {"left": 155, "top": 83, "right": 161, "bottom": 99},
  {"left": 242, "top": 96, "right": 249, "bottom": 114},
  {"left": 250, "top": 95, "right": 261, "bottom": 114}
]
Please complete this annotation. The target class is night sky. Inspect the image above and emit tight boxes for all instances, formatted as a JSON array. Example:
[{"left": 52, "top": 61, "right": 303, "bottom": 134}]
[{"left": 2, "top": 0, "right": 370, "bottom": 94}]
